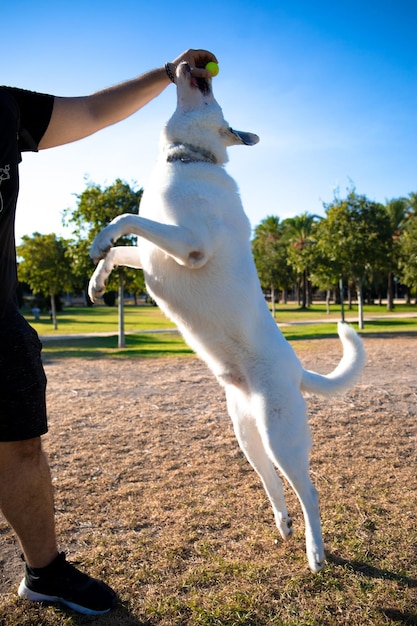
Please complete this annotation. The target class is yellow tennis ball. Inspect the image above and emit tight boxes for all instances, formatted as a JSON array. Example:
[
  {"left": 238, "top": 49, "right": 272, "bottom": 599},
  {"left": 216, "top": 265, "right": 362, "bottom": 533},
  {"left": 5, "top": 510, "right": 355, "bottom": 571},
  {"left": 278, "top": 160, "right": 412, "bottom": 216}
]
[{"left": 205, "top": 61, "right": 219, "bottom": 77}]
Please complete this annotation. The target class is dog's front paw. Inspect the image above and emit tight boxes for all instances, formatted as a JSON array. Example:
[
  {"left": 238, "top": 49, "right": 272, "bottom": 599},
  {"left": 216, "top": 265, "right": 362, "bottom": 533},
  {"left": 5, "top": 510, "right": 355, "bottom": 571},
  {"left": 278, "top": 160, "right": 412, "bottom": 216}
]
[
  {"left": 90, "top": 231, "right": 114, "bottom": 264},
  {"left": 88, "top": 260, "right": 108, "bottom": 302}
]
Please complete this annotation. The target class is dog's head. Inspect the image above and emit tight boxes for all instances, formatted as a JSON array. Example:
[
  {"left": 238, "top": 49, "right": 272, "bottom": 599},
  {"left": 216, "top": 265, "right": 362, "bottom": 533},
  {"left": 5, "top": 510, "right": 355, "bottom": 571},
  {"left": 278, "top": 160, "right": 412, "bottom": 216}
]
[{"left": 162, "top": 62, "right": 259, "bottom": 165}]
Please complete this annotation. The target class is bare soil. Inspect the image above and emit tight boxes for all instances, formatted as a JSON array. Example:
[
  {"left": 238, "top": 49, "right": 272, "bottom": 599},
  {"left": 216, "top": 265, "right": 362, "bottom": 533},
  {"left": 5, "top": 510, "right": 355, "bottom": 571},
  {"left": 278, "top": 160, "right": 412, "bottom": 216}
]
[{"left": 0, "top": 334, "right": 416, "bottom": 625}]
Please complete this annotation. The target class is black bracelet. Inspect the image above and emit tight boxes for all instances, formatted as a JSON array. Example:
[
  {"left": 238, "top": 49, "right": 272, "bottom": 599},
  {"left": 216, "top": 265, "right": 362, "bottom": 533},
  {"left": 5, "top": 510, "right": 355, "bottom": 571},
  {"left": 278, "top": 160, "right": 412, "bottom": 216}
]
[{"left": 165, "top": 62, "right": 176, "bottom": 84}]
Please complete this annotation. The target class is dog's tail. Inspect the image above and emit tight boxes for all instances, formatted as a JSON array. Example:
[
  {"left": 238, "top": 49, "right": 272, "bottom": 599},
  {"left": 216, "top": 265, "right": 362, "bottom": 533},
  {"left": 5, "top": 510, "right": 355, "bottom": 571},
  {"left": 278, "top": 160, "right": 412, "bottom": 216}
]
[{"left": 300, "top": 322, "right": 365, "bottom": 396}]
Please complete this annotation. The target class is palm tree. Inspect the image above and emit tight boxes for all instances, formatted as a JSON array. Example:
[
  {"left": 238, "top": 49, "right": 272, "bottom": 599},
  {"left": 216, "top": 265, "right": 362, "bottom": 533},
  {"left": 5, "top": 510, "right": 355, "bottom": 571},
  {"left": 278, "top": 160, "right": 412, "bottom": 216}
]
[
  {"left": 406, "top": 191, "right": 417, "bottom": 215},
  {"left": 284, "top": 213, "right": 321, "bottom": 309}
]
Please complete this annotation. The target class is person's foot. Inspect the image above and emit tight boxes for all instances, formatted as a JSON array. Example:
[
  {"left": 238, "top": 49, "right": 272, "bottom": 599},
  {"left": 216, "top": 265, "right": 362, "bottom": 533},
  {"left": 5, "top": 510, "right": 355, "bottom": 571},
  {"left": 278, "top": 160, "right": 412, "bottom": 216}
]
[{"left": 18, "top": 552, "right": 117, "bottom": 615}]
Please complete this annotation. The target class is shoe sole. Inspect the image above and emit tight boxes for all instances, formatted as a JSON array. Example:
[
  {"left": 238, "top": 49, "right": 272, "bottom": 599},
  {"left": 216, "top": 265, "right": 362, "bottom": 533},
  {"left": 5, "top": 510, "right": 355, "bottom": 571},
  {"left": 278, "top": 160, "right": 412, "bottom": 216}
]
[{"left": 18, "top": 579, "right": 112, "bottom": 616}]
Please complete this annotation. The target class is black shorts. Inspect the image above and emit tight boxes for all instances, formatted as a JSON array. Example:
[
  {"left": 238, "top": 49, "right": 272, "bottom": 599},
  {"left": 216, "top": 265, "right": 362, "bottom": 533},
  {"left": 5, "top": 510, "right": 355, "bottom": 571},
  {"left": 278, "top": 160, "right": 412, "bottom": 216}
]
[{"left": 0, "top": 305, "right": 48, "bottom": 441}]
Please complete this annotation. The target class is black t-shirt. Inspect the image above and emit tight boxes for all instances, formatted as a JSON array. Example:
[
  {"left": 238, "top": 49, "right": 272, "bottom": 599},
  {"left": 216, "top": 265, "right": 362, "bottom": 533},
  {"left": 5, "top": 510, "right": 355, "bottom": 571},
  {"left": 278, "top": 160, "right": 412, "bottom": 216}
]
[{"left": 0, "top": 87, "right": 54, "bottom": 313}]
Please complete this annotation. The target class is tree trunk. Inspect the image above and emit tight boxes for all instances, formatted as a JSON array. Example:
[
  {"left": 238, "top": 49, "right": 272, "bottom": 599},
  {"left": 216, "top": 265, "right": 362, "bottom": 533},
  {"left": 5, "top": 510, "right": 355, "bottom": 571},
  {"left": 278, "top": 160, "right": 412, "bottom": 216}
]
[
  {"left": 270, "top": 285, "right": 276, "bottom": 318},
  {"left": 405, "top": 286, "right": 411, "bottom": 304},
  {"left": 387, "top": 272, "right": 394, "bottom": 311},
  {"left": 357, "top": 278, "right": 364, "bottom": 330},
  {"left": 118, "top": 270, "right": 125, "bottom": 348},
  {"left": 307, "top": 279, "right": 312, "bottom": 308},
  {"left": 339, "top": 279, "right": 345, "bottom": 322},
  {"left": 301, "top": 271, "right": 307, "bottom": 309},
  {"left": 50, "top": 293, "right": 58, "bottom": 330},
  {"left": 347, "top": 283, "right": 353, "bottom": 309},
  {"left": 325, "top": 290, "right": 331, "bottom": 314}
]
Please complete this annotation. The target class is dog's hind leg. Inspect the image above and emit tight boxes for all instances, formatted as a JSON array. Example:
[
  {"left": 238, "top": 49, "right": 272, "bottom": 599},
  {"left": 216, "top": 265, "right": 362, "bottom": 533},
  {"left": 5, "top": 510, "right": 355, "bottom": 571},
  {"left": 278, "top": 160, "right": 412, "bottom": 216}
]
[
  {"left": 280, "top": 465, "right": 324, "bottom": 572},
  {"left": 279, "top": 461, "right": 324, "bottom": 572},
  {"left": 89, "top": 246, "right": 142, "bottom": 301},
  {"left": 256, "top": 395, "right": 325, "bottom": 573},
  {"left": 226, "top": 390, "right": 293, "bottom": 542}
]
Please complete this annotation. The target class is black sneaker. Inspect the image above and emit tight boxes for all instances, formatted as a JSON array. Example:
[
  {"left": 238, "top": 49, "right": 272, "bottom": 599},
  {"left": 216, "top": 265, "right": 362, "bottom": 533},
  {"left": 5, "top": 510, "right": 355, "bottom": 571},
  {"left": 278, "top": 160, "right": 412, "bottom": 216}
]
[{"left": 18, "top": 552, "right": 117, "bottom": 615}]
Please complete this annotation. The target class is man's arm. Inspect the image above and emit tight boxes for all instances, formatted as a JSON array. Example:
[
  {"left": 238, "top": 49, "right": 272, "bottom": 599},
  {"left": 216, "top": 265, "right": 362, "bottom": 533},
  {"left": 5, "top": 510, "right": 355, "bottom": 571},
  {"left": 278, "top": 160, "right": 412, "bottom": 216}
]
[
  {"left": 38, "top": 67, "right": 169, "bottom": 149},
  {"left": 38, "top": 49, "right": 217, "bottom": 150}
]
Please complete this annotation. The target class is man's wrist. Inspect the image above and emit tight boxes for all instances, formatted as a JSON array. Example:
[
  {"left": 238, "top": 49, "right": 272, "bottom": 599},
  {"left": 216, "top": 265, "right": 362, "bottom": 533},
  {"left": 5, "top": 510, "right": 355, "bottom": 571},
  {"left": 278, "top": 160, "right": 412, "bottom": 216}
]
[{"left": 164, "top": 62, "right": 176, "bottom": 84}]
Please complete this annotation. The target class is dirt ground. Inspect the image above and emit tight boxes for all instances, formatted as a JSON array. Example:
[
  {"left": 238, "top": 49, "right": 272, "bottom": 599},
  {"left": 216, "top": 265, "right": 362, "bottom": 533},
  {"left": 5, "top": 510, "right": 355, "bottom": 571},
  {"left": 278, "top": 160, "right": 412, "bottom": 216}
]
[{"left": 0, "top": 333, "right": 416, "bottom": 620}]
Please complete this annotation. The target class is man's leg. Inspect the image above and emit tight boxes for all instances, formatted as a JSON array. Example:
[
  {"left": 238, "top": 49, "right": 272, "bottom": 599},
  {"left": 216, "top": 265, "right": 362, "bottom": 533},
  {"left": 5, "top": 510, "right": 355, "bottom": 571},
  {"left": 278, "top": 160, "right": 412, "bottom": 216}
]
[
  {"left": 0, "top": 436, "right": 117, "bottom": 615},
  {"left": 0, "top": 309, "right": 117, "bottom": 614},
  {"left": 0, "top": 437, "right": 58, "bottom": 568}
]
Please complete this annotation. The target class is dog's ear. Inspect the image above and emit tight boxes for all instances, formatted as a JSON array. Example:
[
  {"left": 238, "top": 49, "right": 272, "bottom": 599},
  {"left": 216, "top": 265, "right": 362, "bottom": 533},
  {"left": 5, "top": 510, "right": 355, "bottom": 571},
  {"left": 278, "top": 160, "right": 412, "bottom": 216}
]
[{"left": 227, "top": 127, "right": 260, "bottom": 146}]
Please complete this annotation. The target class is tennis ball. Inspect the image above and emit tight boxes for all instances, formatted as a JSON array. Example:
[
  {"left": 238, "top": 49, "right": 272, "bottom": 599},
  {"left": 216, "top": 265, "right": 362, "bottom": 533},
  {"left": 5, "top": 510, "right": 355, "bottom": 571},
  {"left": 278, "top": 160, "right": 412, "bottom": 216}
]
[{"left": 205, "top": 61, "right": 219, "bottom": 77}]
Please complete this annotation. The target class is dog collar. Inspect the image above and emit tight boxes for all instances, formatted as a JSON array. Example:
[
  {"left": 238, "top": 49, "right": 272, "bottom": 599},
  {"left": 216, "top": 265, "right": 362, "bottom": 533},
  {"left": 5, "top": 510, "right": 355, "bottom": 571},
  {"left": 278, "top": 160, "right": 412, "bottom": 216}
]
[{"left": 165, "top": 143, "right": 217, "bottom": 165}]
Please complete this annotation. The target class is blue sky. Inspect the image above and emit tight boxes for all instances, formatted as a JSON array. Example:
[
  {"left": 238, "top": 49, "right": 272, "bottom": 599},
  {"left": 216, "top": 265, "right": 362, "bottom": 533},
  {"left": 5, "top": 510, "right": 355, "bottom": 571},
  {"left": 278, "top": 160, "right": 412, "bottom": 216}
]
[{"left": 3, "top": 0, "right": 416, "bottom": 242}]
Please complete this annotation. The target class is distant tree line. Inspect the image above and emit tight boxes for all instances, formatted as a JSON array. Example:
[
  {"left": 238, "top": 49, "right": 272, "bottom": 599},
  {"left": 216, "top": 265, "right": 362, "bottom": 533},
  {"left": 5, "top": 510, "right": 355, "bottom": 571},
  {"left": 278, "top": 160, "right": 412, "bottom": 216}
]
[{"left": 252, "top": 188, "right": 417, "bottom": 328}]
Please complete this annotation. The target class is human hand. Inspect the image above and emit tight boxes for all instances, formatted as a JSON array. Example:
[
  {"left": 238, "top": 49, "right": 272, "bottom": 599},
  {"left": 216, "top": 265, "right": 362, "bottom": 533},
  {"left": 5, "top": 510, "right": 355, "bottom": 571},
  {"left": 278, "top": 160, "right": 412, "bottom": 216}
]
[{"left": 169, "top": 49, "right": 218, "bottom": 80}]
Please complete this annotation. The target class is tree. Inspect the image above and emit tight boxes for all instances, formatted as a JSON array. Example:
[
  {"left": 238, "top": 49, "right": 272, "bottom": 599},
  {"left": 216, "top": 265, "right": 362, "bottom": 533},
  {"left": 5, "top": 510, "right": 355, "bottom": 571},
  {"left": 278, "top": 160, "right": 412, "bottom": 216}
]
[
  {"left": 64, "top": 179, "right": 143, "bottom": 298},
  {"left": 309, "top": 239, "right": 341, "bottom": 314},
  {"left": 319, "top": 191, "right": 392, "bottom": 328},
  {"left": 284, "top": 213, "right": 321, "bottom": 309},
  {"left": 66, "top": 238, "right": 95, "bottom": 305},
  {"left": 398, "top": 212, "right": 417, "bottom": 301},
  {"left": 64, "top": 179, "right": 143, "bottom": 346},
  {"left": 397, "top": 192, "right": 417, "bottom": 302},
  {"left": 252, "top": 216, "right": 294, "bottom": 317},
  {"left": 384, "top": 197, "right": 409, "bottom": 310},
  {"left": 64, "top": 178, "right": 143, "bottom": 241},
  {"left": 17, "top": 233, "right": 72, "bottom": 329}
]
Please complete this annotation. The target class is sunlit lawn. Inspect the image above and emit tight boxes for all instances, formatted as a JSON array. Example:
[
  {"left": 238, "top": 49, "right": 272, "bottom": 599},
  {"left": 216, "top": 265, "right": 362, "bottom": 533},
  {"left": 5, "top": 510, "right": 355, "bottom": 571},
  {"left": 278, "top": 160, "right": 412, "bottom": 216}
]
[
  {"left": 25, "top": 302, "right": 417, "bottom": 333},
  {"left": 41, "top": 333, "right": 194, "bottom": 359},
  {"left": 25, "top": 303, "right": 176, "bottom": 335}
]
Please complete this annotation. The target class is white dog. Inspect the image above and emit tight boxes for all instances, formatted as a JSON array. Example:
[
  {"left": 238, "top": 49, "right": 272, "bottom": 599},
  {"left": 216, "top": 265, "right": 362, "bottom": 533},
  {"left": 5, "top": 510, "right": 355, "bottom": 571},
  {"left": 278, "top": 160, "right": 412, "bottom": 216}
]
[{"left": 89, "top": 63, "right": 365, "bottom": 572}]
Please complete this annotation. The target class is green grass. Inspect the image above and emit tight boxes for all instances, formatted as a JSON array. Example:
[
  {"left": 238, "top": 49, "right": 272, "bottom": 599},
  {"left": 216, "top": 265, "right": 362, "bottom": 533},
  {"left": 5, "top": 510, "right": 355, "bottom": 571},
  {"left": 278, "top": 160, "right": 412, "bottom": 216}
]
[
  {"left": 42, "top": 332, "right": 194, "bottom": 359},
  {"left": 23, "top": 302, "right": 417, "bottom": 358},
  {"left": 26, "top": 303, "right": 176, "bottom": 335},
  {"left": 269, "top": 301, "right": 417, "bottom": 319},
  {"left": 282, "top": 317, "right": 417, "bottom": 341}
]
